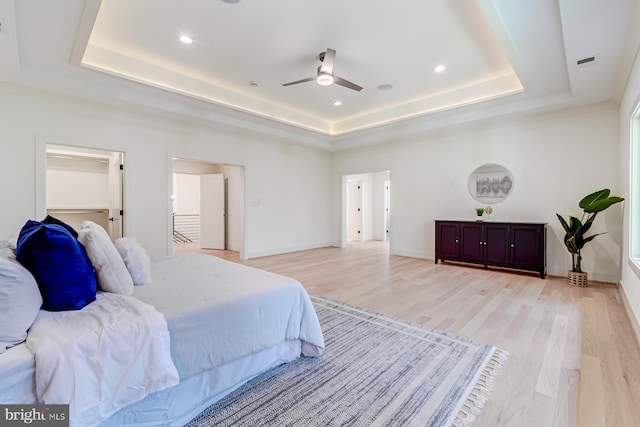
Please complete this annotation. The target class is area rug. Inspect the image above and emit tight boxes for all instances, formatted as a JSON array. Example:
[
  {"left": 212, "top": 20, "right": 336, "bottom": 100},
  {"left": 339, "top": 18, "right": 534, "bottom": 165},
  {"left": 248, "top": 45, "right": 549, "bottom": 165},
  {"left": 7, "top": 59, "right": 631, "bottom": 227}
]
[{"left": 186, "top": 295, "right": 507, "bottom": 427}]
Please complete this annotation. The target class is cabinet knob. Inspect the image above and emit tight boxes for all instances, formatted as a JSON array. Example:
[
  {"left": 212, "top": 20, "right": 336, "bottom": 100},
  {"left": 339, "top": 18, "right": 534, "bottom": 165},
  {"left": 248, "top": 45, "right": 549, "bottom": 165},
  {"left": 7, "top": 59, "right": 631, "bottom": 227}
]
[
  {"left": 511, "top": 244, "right": 514, "bottom": 248},
  {"left": 455, "top": 239, "right": 459, "bottom": 243}
]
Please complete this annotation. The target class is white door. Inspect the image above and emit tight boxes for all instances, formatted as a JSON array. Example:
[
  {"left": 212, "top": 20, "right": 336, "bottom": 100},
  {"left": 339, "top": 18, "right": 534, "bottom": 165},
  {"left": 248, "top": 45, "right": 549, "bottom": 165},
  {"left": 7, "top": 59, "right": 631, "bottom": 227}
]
[
  {"left": 108, "top": 152, "right": 124, "bottom": 240},
  {"left": 347, "top": 180, "right": 363, "bottom": 242},
  {"left": 200, "top": 173, "right": 225, "bottom": 249},
  {"left": 384, "top": 180, "right": 390, "bottom": 241}
]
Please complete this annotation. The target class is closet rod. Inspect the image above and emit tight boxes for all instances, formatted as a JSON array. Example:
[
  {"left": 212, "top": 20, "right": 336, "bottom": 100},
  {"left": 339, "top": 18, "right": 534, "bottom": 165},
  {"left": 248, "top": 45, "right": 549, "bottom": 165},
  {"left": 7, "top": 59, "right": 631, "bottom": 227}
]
[{"left": 47, "top": 209, "right": 109, "bottom": 214}]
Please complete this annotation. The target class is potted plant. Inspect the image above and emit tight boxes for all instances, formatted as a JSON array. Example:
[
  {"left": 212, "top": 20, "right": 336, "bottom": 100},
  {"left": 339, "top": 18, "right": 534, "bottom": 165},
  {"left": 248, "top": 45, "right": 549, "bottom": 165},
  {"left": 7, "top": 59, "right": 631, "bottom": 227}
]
[
  {"left": 556, "top": 189, "right": 624, "bottom": 286},
  {"left": 475, "top": 208, "right": 484, "bottom": 221}
]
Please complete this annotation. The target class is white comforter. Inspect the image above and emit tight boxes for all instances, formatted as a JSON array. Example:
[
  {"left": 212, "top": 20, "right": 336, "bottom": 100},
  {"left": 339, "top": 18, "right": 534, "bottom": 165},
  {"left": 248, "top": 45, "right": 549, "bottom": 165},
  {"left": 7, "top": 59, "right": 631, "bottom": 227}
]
[
  {"left": 26, "top": 293, "right": 179, "bottom": 427},
  {"left": 134, "top": 253, "right": 325, "bottom": 379}
]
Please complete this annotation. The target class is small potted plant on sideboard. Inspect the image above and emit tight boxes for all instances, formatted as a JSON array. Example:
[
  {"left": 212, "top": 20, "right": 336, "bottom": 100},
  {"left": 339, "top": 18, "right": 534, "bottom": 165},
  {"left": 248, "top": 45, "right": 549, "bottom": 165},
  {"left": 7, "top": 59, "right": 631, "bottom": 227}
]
[{"left": 556, "top": 189, "right": 624, "bottom": 286}]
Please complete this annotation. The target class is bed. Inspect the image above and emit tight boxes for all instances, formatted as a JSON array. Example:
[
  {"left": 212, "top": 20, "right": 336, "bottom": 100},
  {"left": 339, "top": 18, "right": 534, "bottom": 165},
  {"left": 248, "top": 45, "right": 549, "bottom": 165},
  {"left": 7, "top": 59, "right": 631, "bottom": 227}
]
[
  {"left": 105, "top": 253, "right": 325, "bottom": 426},
  {"left": 0, "top": 222, "right": 325, "bottom": 427}
]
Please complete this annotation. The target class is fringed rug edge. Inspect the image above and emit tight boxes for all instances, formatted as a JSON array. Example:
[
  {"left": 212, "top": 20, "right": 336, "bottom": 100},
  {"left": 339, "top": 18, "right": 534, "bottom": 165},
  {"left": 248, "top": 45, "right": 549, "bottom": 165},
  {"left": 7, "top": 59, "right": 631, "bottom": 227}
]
[{"left": 449, "top": 347, "right": 509, "bottom": 427}]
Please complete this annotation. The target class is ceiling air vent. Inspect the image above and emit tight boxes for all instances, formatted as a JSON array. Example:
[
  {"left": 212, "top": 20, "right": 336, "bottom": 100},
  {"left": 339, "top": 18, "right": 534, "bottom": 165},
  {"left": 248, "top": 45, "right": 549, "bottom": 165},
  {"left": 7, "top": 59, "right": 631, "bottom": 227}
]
[{"left": 576, "top": 56, "right": 596, "bottom": 66}]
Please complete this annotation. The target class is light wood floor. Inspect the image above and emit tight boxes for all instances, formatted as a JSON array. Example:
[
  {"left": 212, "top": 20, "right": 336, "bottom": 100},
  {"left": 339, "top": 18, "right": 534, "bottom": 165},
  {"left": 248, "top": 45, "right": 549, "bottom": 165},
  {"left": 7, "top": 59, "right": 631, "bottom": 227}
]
[{"left": 175, "top": 241, "right": 640, "bottom": 427}]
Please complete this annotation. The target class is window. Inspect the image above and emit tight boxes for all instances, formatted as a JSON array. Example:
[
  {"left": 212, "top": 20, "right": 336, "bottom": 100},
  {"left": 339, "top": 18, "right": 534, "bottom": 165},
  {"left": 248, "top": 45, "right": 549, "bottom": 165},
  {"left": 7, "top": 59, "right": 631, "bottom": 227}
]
[{"left": 630, "top": 102, "right": 640, "bottom": 274}]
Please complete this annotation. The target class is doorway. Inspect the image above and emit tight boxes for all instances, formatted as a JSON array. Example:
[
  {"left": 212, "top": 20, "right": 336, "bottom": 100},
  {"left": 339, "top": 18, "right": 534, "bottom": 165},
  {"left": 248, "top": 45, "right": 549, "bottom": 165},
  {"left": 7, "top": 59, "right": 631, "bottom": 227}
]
[
  {"left": 342, "top": 170, "right": 391, "bottom": 247},
  {"left": 171, "top": 158, "right": 246, "bottom": 258},
  {"left": 44, "top": 144, "right": 124, "bottom": 240}
]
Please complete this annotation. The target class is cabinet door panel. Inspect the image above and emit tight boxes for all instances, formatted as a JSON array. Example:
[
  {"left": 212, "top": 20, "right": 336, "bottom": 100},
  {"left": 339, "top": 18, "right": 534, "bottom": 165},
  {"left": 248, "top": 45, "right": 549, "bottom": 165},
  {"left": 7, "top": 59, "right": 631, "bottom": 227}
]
[
  {"left": 510, "top": 225, "right": 540, "bottom": 269},
  {"left": 484, "top": 224, "right": 509, "bottom": 265},
  {"left": 460, "top": 223, "right": 483, "bottom": 262},
  {"left": 438, "top": 223, "right": 459, "bottom": 260}
]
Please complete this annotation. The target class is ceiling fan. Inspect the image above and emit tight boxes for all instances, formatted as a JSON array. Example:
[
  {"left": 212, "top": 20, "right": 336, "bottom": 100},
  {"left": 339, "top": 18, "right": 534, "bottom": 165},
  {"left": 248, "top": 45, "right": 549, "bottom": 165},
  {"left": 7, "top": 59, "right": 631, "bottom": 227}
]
[{"left": 282, "top": 48, "right": 363, "bottom": 92}]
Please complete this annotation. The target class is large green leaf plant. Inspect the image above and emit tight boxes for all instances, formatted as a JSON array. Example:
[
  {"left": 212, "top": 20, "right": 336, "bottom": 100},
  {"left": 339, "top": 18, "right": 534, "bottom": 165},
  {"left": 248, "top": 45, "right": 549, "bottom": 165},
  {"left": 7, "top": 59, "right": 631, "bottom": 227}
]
[{"left": 556, "top": 189, "right": 624, "bottom": 273}]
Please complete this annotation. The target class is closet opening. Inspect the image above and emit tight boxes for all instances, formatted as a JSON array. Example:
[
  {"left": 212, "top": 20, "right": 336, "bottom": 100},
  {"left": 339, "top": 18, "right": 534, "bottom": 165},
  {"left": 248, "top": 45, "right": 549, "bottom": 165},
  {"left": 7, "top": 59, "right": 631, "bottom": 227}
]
[{"left": 44, "top": 144, "right": 124, "bottom": 240}]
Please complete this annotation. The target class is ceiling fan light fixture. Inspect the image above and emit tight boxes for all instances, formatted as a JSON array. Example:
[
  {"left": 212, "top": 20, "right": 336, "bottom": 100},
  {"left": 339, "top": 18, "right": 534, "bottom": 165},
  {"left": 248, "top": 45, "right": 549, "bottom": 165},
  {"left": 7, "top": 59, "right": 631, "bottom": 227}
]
[{"left": 317, "top": 73, "right": 334, "bottom": 86}]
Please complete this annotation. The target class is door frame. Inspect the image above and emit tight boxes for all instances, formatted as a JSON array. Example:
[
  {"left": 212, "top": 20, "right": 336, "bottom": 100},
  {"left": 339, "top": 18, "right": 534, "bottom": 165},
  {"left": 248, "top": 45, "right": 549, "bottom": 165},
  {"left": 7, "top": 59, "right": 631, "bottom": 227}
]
[{"left": 167, "top": 153, "right": 247, "bottom": 259}]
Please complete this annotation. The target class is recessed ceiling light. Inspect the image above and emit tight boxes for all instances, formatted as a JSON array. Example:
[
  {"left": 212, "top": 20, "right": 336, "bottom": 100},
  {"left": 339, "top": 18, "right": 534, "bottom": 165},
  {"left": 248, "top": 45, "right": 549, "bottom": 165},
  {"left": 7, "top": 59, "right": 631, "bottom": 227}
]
[
  {"left": 377, "top": 84, "right": 393, "bottom": 91},
  {"left": 333, "top": 101, "right": 342, "bottom": 106},
  {"left": 179, "top": 35, "right": 193, "bottom": 44},
  {"left": 434, "top": 65, "right": 446, "bottom": 73},
  {"left": 221, "top": 0, "right": 240, "bottom": 3}
]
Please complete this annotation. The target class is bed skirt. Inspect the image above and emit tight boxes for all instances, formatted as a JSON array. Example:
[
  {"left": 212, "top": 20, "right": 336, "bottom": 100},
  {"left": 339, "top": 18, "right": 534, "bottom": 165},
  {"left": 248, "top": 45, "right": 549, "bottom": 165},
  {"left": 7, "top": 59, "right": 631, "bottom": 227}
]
[{"left": 100, "top": 339, "right": 302, "bottom": 426}]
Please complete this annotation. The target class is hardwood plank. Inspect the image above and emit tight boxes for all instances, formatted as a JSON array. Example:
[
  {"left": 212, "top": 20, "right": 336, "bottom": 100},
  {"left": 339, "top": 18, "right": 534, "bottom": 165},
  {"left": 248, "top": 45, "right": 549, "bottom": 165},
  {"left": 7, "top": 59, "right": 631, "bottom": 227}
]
[
  {"left": 535, "top": 314, "right": 569, "bottom": 398},
  {"left": 577, "top": 354, "right": 606, "bottom": 427}
]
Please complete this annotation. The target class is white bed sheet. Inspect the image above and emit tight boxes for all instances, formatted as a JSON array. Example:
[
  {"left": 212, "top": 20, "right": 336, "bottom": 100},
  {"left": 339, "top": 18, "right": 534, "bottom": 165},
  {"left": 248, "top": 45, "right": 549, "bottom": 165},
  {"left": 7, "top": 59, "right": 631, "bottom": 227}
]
[
  {"left": 132, "top": 253, "right": 324, "bottom": 379},
  {"left": 0, "top": 343, "right": 36, "bottom": 404}
]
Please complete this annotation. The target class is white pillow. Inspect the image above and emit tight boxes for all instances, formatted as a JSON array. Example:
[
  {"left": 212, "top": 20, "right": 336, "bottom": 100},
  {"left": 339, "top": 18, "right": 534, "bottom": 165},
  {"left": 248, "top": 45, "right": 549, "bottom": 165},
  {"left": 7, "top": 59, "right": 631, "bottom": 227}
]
[
  {"left": 0, "top": 257, "right": 43, "bottom": 353},
  {"left": 0, "top": 238, "right": 17, "bottom": 260},
  {"left": 78, "top": 223, "right": 134, "bottom": 296},
  {"left": 115, "top": 237, "right": 152, "bottom": 286}
]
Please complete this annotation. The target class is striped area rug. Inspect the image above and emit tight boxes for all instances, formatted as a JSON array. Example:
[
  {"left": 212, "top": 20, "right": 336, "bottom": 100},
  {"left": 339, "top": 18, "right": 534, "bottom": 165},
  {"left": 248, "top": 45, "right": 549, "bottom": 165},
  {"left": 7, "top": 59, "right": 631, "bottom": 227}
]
[{"left": 187, "top": 295, "right": 507, "bottom": 427}]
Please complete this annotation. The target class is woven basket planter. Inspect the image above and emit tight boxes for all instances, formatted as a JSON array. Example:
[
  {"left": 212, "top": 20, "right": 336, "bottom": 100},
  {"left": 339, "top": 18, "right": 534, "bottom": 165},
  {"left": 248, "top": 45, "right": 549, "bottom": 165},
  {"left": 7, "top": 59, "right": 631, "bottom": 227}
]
[{"left": 568, "top": 270, "right": 588, "bottom": 287}]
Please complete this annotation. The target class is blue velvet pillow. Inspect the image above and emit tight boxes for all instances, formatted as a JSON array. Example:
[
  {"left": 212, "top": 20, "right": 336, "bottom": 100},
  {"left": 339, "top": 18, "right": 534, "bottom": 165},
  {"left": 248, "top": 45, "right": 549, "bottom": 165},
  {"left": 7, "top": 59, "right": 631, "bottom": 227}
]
[
  {"left": 17, "top": 220, "right": 96, "bottom": 311},
  {"left": 43, "top": 215, "right": 78, "bottom": 238}
]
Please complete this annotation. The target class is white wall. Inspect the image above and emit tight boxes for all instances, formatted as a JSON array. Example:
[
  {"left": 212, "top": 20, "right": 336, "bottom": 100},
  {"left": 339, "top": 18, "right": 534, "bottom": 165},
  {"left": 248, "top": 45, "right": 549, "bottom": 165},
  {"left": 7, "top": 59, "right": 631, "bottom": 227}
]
[
  {"left": 332, "top": 104, "right": 622, "bottom": 282},
  {"left": 46, "top": 157, "right": 109, "bottom": 209},
  {"left": 0, "top": 81, "right": 625, "bottom": 286},
  {"left": 0, "top": 83, "right": 332, "bottom": 258},
  {"left": 619, "top": 50, "right": 640, "bottom": 333}
]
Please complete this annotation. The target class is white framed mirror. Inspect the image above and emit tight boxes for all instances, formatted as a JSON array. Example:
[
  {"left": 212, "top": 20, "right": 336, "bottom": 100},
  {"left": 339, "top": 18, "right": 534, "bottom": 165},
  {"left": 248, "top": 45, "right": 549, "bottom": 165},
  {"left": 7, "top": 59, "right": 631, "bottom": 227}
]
[{"left": 468, "top": 163, "right": 514, "bottom": 203}]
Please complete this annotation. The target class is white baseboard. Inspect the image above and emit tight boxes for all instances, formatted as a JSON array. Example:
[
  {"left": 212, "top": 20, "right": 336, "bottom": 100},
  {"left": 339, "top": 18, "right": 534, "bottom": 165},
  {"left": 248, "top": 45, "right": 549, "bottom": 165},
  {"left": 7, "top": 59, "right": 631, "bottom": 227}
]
[
  {"left": 226, "top": 242, "right": 240, "bottom": 251},
  {"left": 618, "top": 279, "right": 640, "bottom": 348},
  {"left": 390, "top": 249, "right": 430, "bottom": 259},
  {"left": 247, "top": 242, "right": 333, "bottom": 259}
]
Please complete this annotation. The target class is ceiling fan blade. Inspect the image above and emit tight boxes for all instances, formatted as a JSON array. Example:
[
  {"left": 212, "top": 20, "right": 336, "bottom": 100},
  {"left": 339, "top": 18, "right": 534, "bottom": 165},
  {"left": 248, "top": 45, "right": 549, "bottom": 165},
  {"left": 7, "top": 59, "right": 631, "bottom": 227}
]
[
  {"left": 333, "top": 75, "right": 363, "bottom": 91},
  {"left": 282, "top": 76, "right": 316, "bottom": 87},
  {"left": 320, "top": 48, "right": 336, "bottom": 75}
]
